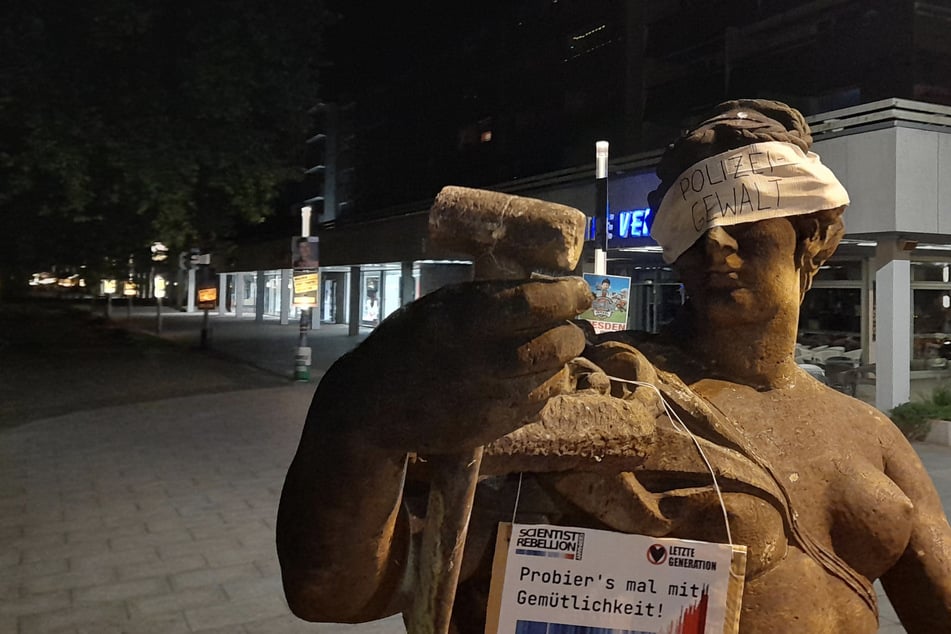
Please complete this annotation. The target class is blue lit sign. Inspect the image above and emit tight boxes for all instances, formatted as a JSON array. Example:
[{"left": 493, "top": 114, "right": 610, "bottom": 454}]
[
  {"left": 587, "top": 208, "right": 653, "bottom": 241},
  {"left": 615, "top": 208, "right": 651, "bottom": 238}
]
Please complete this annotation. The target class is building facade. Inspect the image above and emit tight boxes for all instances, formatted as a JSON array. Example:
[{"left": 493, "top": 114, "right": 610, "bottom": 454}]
[
  {"left": 213, "top": 1, "right": 951, "bottom": 412},
  {"left": 214, "top": 99, "right": 951, "bottom": 414}
]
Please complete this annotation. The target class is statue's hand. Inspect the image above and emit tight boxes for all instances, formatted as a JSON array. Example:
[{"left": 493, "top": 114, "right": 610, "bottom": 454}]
[{"left": 323, "top": 276, "right": 593, "bottom": 453}]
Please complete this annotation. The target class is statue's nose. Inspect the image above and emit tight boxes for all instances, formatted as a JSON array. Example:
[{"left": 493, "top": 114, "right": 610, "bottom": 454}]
[{"left": 704, "top": 226, "right": 742, "bottom": 267}]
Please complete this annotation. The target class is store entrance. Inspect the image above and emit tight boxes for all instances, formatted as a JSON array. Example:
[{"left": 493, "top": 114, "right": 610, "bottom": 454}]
[
  {"left": 361, "top": 273, "right": 381, "bottom": 327},
  {"left": 321, "top": 279, "right": 337, "bottom": 323},
  {"left": 629, "top": 283, "right": 683, "bottom": 333}
]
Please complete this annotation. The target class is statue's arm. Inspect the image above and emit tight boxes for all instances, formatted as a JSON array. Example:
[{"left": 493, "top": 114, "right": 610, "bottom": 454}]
[
  {"left": 276, "top": 277, "right": 592, "bottom": 623},
  {"left": 276, "top": 352, "right": 413, "bottom": 623},
  {"left": 879, "top": 423, "right": 951, "bottom": 631}
]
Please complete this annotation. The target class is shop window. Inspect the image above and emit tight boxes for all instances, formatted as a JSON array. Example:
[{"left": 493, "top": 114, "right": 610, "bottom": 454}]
[
  {"left": 912, "top": 289, "right": 951, "bottom": 370},
  {"left": 798, "top": 287, "right": 862, "bottom": 351},
  {"left": 815, "top": 261, "right": 862, "bottom": 282},
  {"left": 362, "top": 275, "right": 380, "bottom": 326},
  {"left": 912, "top": 262, "right": 951, "bottom": 282}
]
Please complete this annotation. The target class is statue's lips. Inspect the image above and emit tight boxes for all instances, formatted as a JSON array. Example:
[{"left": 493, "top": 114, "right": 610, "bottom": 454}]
[{"left": 706, "top": 271, "right": 741, "bottom": 289}]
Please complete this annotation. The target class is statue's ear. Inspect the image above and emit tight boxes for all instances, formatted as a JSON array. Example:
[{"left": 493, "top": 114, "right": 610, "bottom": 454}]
[{"left": 794, "top": 207, "right": 846, "bottom": 300}]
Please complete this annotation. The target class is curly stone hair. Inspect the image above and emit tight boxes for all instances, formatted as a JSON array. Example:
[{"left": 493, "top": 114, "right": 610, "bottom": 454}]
[{"left": 648, "top": 99, "right": 845, "bottom": 300}]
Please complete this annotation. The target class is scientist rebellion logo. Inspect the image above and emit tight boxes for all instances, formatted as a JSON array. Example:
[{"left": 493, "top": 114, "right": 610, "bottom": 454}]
[{"left": 515, "top": 527, "right": 585, "bottom": 561}]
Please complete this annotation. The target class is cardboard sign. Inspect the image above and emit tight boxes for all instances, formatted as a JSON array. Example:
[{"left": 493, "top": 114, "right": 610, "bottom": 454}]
[
  {"left": 578, "top": 274, "right": 632, "bottom": 333},
  {"left": 487, "top": 523, "right": 746, "bottom": 634}
]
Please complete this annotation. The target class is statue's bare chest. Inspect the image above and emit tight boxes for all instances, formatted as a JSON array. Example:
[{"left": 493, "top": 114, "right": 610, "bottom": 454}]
[{"left": 689, "top": 379, "right": 914, "bottom": 579}]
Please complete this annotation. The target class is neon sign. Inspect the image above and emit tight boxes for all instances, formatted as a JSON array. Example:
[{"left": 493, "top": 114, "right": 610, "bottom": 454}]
[
  {"left": 587, "top": 208, "right": 653, "bottom": 240},
  {"left": 615, "top": 208, "right": 651, "bottom": 238}
]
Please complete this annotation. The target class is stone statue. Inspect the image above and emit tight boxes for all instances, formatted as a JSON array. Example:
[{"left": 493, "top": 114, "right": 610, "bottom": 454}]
[{"left": 276, "top": 99, "right": 951, "bottom": 633}]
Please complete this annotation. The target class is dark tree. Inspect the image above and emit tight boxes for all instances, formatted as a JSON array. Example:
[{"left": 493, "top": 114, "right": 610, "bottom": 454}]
[{"left": 0, "top": 0, "right": 332, "bottom": 282}]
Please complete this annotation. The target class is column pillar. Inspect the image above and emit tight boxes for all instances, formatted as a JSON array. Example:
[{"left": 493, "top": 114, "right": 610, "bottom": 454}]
[
  {"left": 235, "top": 273, "right": 245, "bottom": 318},
  {"left": 186, "top": 269, "right": 196, "bottom": 313},
  {"left": 348, "top": 266, "right": 361, "bottom": 336},
  {"left": 874, "top": 239, "right": 912, "bottom": 410},
  {"left": 279, "top": 269, "right": 291, "bottom": 325},
  {"left": 255, "top": 270, "right": 266, "bottom": 323},
  {"left": 400, "top": 261, "right": 416, "bottom": 306},
  {"left": 218, "top": 273, "right": 228, "bottom": 316}
]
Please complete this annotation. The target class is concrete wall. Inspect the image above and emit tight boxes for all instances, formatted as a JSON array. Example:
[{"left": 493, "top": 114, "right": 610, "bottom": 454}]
[{"left": 815, "top": 126, "right": 951, "bottom": 237}]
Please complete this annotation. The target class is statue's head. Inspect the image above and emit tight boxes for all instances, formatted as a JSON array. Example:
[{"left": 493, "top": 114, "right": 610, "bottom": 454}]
[{"left": 648, "top": 99, "right": 847, "bottom": 305}]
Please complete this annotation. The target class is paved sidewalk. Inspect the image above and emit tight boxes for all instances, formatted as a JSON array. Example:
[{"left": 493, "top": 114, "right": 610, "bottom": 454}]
[
  {"left": 2, "top": 303, "right": 949, "bottom": 632},
  {"left": 86, "top": 303, "right": 372, "bottom": 381},
  {"left": 0, "top": 385, "right": 405, "bottom": 634}
]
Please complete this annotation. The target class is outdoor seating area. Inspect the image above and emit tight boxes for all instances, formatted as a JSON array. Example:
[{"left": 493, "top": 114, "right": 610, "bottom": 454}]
[{"left": 796, "top": 343, "right": 867, "bottom": 397}]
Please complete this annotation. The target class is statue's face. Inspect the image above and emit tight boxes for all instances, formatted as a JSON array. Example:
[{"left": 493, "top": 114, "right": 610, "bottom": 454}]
[{"left": 674, "top": 217, "right": 801, "bottom": 328}]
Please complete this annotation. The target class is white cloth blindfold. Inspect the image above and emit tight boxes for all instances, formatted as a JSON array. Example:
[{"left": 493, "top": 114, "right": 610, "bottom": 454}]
[{"left": 650, "top": 141, "right": 849, "bottom": 263}]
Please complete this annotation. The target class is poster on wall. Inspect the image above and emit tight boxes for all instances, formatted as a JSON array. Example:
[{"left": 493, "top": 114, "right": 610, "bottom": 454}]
[
  {"left": 578, "top": 273, "right": 632, "bottom": 333},
  {"left": 487, "top": 523, "right": 746, "bottom": 634}
]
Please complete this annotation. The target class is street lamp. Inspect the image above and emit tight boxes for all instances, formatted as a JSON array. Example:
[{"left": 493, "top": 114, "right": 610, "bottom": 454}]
[
  {"left": 594, "top": 140, "right": 610, "bottom": 275},
  {"left": 301, "top": 205, "right": 312, "bottom": 238},
  {"left": 294, "top": 205, "right": 315, "bottom": 381}
]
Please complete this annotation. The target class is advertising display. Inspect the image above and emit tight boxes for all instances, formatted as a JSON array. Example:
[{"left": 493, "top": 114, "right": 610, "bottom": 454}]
[
  {"left": 293, "top": 271, "right": 320, "bottom": 308},
  {"left": 292, "top": 236, "right": 320, "bottom": 270},
  {"left": 197, "top": 287, "right": 218, "bottom": 310}
]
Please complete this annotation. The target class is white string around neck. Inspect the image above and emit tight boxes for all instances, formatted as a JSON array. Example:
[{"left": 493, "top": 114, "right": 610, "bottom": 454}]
[{"left": 508, "top": 376, "right": 734, "bottom": 549}]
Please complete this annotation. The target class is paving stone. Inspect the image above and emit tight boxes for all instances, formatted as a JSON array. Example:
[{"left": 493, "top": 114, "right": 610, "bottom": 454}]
[
  {"left": 109, "top": 528, "right": 193, "bottom": 552},
  {"left": 203, "top": 543, "right": 276, "bottom": 568},
  {"left": 72, "top": 576, "right": 170, "bottom": 603},
  {"left": 185, "top": 593, "right": 288, "bottom": 631},
  {"left": 103, "top": 508, "right": 180, "bottom": 531},
  {"left": 245, "top": 613, "right": 335, "bottom": 633},
  {"left": 145, "top": 511, "right": 220, "bottom": 534},
  {"left": 6, "top": 530, "right": 66, "bottom": 551},
  {"left": 21, "top": 567, "right": 116, "bottom": 594},
  {"left": 171, "top": 562, "right": 261, "bottom": 591},
  {"left": 0, "top": 548, "right": 21, "bottom": 567},
  {"left": 67, "top": 522, "right": 145, "bottom": 545},
  {"left": 127, "top": 585, "right": 229, "bottom": 617},
  {"left": 62, "top": 500, "right": 140, "bottom": 522},
  {"left": 253, "top": 557, "right": 281, "bottom": 578},
  {"left": 29, "top": 515, "right": 106, "bottom": 537},
  {"left": 188, "top": 519, "right": 263, "bottom": 542},
  {"left": 0, "top": 590, "right": 71, "bottom": 616},
  {"left": 18, "top": 602, "right": 129, "bottom": 634},
  {"left": 1, "top": 557, "right": 69, "bottom": 581},
  {"left": 70, "top": 547, "right": 158, "bottom": 573},
  {"left": 21, "top": 539, "right": 111, "bottom": 565},
  {"left": 190, "top": 624, "right": 249, "bottom": 634},
  {"left": 221, "top": 575, "right": 283, "bottom": 602},
  {"left": 0, "top": 524, "right": 24, "bottom": 540},
  {"left": 158, "top": 536, "right": 243, "bottom": 561},
  {"left": 73, "top": 613, "right": 191, "bottom": 634},
  {"left": 0, "top": 613, "right": 16, "bottom": 633},
  {"left": 0, "top": 576, "right": 18, "bottom": 601},
  {"left": 116, "top": 553, "right": 207, "bottom": 581}
]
